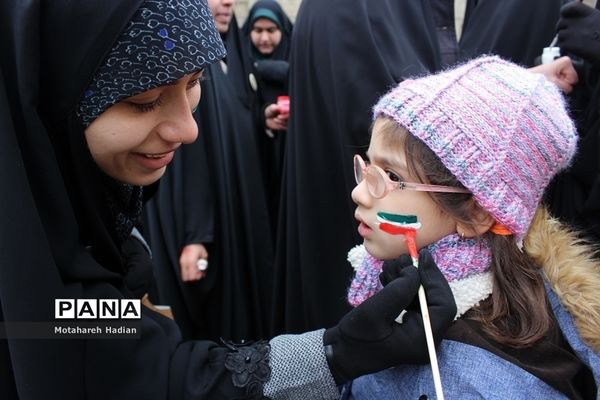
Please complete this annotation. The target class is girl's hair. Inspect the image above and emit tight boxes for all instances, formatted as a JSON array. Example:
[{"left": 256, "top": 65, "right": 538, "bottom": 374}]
[{"left": 377, "top": 117, "right": 551, "bottom": 347}]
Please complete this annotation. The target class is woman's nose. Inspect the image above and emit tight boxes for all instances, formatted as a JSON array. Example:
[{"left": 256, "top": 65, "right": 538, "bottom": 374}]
[{"left": 158, "top": 96, "right": 198, "bottom": 144}]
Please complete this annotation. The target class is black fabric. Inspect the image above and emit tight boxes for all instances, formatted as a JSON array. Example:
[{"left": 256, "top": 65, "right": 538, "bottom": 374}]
[
  {"left": 222, "top": 339, "right": 271, "bottom": 399},
  {"left": 545, "top": 1, "right": 600, "bottom": 246},
  {"left": 431, "top": 0, "right": 459, "bottom": 67},
  {"left": 556, "top": 2, "right": 600, "bottom": 65},
  {"left": 0, "top": 1, "right": 253, "bottom": 398},
  {"left": 323, "top": 250, "right": 456, "bottom": 384},
  {"left": 144, "top": 14, "right": 276, "bottom": 342},
  {"left": 545, "top": 61, "right": 600, "bottom": 246},
  {"left": 195, "top": 57, "right": 275, "bottom": 341},
  {"left": 446, "top": 310, "right": 597, "bottom": 399},
  {"left": 143, "top": 128, "right": 217, "bottom": 340},
  {"left": 273, "top": 0, "right": 564, "bottom": 336}
]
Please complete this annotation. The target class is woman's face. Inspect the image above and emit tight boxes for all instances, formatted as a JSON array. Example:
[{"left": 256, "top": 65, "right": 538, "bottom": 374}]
[
  {"left": 250, "top": 18, "right": 282, "bottom": 55},
  {"left": 84, "top": 71, "right": 203, "bottom": 187},
  {"left": 351, "top": 122, "right": 458, "bottom": 260},
  {"left": 208, "top": 0, "right": 235, "bottom": 33}
]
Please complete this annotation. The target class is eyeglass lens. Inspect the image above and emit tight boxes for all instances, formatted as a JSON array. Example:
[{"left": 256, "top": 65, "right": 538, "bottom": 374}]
[{"left": 354, "top": 155, "right": 387, "bottom": 198}]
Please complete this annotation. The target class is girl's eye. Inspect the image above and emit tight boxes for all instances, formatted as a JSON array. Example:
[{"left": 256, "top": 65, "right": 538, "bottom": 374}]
[
  {"left": 129, "top": 97, "right": 162, "bottom": 113},
  {"left": 385, "top": 170, "right": 402, "bottom": 182}
]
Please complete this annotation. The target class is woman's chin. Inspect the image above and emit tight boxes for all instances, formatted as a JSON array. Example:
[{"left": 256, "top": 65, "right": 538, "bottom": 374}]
[{"left": 112, "top": 167, "right": 166, "bottom": 187}]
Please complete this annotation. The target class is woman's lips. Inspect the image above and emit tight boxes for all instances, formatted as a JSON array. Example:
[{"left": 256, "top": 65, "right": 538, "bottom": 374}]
[{"left": 132, "top": 151, "right": 175, "bottom": 170}]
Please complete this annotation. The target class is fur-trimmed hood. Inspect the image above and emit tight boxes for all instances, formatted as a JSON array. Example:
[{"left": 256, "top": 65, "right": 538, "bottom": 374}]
[{"left": 524, "top": 207, "right": 600, "bottom": 353}]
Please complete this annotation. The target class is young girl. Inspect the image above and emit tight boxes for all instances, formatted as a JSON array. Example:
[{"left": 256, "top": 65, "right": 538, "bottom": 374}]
[{"left": 345, "top": 56, "right": 600, "bottom": 399}]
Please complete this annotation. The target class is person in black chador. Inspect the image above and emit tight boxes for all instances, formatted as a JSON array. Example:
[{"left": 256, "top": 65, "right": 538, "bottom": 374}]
[
  {"left": 0, "top": 0, "right": 457, "bottom": 398},
  {"left": 242, "top": 0, "right": 293, "bottom": 237},
  {"left": 273, "top": 0, "right": 566, "bottom": 335},
  {"left": 144, "top": 0, "right": 276, "bottom": 341},
  {"left": 545, "top": 0, "right": 600, "bottom": 249}
]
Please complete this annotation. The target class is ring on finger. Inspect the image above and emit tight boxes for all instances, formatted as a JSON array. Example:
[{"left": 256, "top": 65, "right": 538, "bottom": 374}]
[{"left": 196, "top": 259, "right": 208, "bottom": 271}]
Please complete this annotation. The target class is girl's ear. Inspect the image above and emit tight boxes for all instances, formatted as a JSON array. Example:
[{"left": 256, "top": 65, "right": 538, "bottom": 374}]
[{"left": 455, "top": 205, "right": 494, "bottom": 238}]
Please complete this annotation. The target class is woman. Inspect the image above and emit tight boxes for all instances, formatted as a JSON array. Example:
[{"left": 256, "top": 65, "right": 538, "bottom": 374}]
[
  {"left": 242, "top": 0, "right": 293, "bottom": 237},
  {"left": 0, "top": 0, "right": 455, "bottom": 398}
]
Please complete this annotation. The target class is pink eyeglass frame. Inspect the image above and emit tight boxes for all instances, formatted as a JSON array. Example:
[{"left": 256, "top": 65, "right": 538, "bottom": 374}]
[{"left": 353, "top": 154, "right": 471, "bottom": 199}]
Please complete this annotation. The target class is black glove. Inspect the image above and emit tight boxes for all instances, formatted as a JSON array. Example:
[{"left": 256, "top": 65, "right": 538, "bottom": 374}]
[
  {"left": 323, "top": 249, "right": 456, "bottom": 384},
  {"left": 557, "top": 1, "right": 600, "bottom": 64},
  {"left": 380, "top": 253, "right": 414, "bottom": 286}
]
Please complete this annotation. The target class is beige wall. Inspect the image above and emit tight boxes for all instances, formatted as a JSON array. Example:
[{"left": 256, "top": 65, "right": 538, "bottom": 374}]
[{"left": 235, "top": 0, "right": 302, "bottom": 25}]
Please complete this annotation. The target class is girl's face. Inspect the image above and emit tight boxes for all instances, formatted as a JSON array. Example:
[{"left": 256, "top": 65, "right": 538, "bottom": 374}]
[
  {"left": 351, "top": 123, "right": 458, "bottom": 260},
  {"left": 84, "top": 71, "right": 203, "bottom": 187},
  {"left": 250, "top": 18, "right": 282, "bottom": 55}
]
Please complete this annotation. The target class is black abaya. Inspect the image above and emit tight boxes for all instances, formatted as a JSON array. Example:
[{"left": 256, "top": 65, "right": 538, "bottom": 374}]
[
  {"left": 144, "top": 15, "right": 275, "bottom": 341},
  {"left": 143, "top": 136, "right": 217, "bottom": 340},
  {"left": 545, "top": 61, "right": 600, "bottom": 246},
  {"left": 273, "top": 0, "right": 564, "bottom": 334}
]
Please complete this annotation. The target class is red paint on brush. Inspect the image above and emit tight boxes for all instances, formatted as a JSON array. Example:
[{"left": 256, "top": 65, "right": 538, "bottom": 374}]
[{"left": 379, "top": 222, "right": 418, "bottom": 259}]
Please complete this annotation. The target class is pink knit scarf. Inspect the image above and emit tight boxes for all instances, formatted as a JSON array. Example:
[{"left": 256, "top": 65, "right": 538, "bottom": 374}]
[{"left": 347, "top": 234, "right": 493, "bottom": 314}]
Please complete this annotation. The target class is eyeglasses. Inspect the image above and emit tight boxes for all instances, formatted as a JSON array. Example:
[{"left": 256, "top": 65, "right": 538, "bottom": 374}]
[{"left": 353, "top": 154, "right": 471, "bottom": 199}]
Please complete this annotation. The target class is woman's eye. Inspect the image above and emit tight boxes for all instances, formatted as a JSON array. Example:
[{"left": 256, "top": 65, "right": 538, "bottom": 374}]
[
  {"left": 129, "top": 97, "right": 162, "bottom": 113},
  {"left": 187, "top": 78, "right": 202, "bottom": 89},
  {"left": 127, "top": 97, "right": 162, "bottom": 112},
  {"left": 385, "top": 170, "right": 402, "bottom": 182}
]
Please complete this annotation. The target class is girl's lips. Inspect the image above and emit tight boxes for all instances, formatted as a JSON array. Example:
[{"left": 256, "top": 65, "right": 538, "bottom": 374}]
[
  {"left": 357, "top": 221, "right": 373, "bottom": 238},
  {"left": 132, "top": 151, "right": 175, "bottom": 170}
]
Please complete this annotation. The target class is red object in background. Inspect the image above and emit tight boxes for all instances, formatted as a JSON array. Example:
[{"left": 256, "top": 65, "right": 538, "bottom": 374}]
[{"left": 277, "top": 95, "right": 290, "bottom": 116}]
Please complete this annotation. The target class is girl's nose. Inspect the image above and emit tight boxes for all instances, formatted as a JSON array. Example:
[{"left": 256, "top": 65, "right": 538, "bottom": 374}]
[{"left": 351, "top": 179, "right": 373, "bottom": 207}]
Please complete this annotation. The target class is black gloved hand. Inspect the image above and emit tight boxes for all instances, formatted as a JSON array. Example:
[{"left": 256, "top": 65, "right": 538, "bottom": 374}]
[
  {"left": 323, "top": 249, "right": 456, "bottom": 384},
  {"left": 557, "top": 2, "right": 600, "bottom": 64},
  {"left": 380, "top": 253, "right": 414, "bottom": 286},
  {"left": 380, "top": 251, "right": 426, "bottom": 314}
]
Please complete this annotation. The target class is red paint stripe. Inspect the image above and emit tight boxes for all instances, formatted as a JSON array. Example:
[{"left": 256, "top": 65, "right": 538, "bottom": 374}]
[{"left": 379, "top": 223, "right": 418, "bottom": 259}]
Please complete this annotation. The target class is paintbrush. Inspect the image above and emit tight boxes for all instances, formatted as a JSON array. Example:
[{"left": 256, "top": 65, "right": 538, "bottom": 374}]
[{"left": 377, "top": 211, "right": 445, "bottom": 400}]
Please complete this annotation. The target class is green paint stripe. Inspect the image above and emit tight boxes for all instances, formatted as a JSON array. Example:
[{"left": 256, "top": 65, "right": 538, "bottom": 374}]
[{"left": 377, "top": 212, "right": 418, "bottom": 224}]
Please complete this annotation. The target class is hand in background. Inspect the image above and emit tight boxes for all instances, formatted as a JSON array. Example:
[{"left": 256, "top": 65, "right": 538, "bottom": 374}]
[
  {"left": 557, "top": 1, "right": 600, "bottom": 64},
  {"left": 179, "top": 243, "right": 208, "bottom": 282},
  {"left": 529, "top": 56, "right": 579, "bottom": 93},
  {"left": 265, "top": 103, "right": 289, "bottom": 131}
]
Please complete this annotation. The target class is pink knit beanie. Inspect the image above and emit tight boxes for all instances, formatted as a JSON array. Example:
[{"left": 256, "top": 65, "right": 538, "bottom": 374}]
[{"left": 373, "top": 56, "right": 578, "bottom": 239}]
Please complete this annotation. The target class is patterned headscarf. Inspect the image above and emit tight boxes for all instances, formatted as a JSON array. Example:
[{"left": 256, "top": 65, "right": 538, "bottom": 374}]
[{"left": 77, "top": 0, "right": 226, "bottom": 126}]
